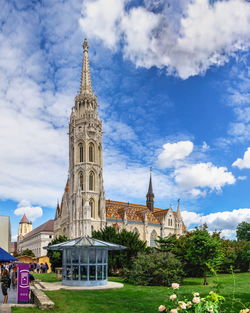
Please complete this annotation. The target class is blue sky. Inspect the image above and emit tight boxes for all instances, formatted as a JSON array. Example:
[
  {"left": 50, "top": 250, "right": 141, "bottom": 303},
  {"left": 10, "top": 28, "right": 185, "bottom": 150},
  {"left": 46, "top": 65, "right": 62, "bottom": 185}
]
[{"left": 1, "top": 0, "right": 250, "bottom": 240}]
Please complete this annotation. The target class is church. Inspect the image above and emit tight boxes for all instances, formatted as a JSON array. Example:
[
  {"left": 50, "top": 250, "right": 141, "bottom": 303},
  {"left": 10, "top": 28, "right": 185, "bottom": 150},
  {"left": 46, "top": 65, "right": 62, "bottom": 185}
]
[{"left": 54, "top": 40, "right": 186, "bottom": 247}]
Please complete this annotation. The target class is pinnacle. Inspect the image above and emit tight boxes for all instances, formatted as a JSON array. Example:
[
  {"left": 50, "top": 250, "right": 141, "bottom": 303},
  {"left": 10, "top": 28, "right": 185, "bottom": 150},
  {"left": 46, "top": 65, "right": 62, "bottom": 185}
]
[{"left": 79, "top": 38, "right": 94, "bottom": 96}]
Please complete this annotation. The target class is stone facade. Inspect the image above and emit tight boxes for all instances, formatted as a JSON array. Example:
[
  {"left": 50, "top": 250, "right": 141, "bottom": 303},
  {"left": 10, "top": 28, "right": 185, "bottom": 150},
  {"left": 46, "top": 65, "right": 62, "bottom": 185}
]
[
  {"left": 54, "top": 39, "right": 105, "bottom": 239},
  {"left": 54, "top": 40, "right": 186, "bottom": 246}
]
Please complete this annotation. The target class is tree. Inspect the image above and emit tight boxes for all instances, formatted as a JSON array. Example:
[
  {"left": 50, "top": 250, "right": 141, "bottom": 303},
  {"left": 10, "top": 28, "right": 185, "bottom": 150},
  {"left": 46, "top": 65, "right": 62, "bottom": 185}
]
[
  {"left": 185, "top": 228, "right": 223, "bottom": 285},
  {"left": 47, "top": 235, "right": 68, "bottom": 271},
  {"left": 236, "top": 222, "right": 250, "bottom": 241},
  {"left": 156, "top": 234, "right": 178, "bottom": 252},
  {"left": 124, "top": 251, "right": 184, "bottom": 286},
  {"left": 21, "top": 248, "right": 35, "bottom": 257},
  {"left": 92, "top": 226, "right": 147, "bottom": 273}
]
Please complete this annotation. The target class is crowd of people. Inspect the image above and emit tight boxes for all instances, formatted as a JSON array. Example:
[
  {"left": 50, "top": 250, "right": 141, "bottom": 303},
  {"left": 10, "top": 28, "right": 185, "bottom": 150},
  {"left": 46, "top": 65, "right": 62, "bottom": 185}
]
[
  {"left": 0, "top": 261, "right": 49, "bottom": 304},
  {"left": 29, "top": 261, "right": 49, "bottom": 273}
]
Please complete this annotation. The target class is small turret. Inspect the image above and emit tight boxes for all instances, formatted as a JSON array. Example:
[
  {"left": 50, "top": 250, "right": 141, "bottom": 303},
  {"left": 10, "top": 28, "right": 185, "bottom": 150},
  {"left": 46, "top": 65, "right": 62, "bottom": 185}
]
[{"left": 146, "top": 169, "right": 154, "bottom": 212}]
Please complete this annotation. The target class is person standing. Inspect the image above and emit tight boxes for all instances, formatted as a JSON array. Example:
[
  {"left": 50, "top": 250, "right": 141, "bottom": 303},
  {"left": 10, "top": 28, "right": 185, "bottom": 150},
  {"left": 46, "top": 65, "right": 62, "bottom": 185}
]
[{"left": 1, "top": 269, "right": 11, "bottom": 304}]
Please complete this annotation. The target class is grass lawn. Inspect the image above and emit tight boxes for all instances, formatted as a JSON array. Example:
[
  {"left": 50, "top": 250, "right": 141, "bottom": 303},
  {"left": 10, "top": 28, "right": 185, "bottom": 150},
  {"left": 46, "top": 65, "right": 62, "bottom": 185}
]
[
  {"left": 12, "top": 273, "right": 250, "bottom": 313},
  {"left": 33, "top": 272, "right": 61, "bottom": 283}
]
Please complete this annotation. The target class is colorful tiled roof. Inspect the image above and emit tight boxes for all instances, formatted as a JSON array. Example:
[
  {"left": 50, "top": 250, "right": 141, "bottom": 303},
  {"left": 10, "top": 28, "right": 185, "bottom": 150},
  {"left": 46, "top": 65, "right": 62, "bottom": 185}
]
[{"left": 106, "top": 200, "right": 170, "bottom": 224}]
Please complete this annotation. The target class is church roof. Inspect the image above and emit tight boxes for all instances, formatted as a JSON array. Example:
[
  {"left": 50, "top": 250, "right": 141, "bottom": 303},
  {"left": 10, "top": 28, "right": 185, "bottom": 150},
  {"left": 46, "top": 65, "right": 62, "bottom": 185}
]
[
  {"left": 106, "top": 200, "right": 171, "bottom": 224},
  {"left": 20, "top": 214, "right": 29, "bottom": 224},
  {"left": 22, "top": 219, "right": 54, "bottom": 240}
]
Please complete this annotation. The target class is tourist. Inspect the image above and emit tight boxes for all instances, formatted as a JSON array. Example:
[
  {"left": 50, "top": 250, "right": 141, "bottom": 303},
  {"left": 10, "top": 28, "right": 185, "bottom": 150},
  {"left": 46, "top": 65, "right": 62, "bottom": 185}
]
[
  {"left": 45, "top": 263, "right": 49, "bottom": 273},
  {"left": 11, "top": 265, "right": 17, "bottom": 287},
  {"left": 36, "top": 263, "right": 40, "bottom": 273},
  {"left": 1, "top": 269, "right": 11, "bottom": 304}
]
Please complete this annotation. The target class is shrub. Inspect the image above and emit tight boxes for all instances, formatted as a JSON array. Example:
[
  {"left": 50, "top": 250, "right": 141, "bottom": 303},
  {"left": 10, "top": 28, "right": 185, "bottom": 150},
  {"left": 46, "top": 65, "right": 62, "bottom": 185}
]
[{"left": 124, "top": 251, "right": 184, "bottom": 286}]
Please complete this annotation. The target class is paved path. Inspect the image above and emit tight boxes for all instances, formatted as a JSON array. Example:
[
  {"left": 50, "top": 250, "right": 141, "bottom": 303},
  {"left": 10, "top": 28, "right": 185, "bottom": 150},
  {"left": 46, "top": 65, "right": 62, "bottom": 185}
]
[
  {"left": 0, "top": 304, "right": 11, "bottom": 313},
  {"left": 40, "top": 281, "right": 124, "bottom": 291}
]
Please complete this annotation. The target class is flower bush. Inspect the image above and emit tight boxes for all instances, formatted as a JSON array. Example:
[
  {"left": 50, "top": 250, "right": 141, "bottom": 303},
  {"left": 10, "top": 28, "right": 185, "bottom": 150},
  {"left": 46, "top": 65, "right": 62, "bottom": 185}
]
[{"left": 158, "top": 283, "right": 225, "bottom": 313}]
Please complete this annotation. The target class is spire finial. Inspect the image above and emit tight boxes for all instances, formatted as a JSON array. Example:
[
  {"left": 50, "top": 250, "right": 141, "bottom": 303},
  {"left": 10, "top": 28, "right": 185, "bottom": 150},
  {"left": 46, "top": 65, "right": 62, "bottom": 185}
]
[
  {"left": 80, "top": 38, "right": 93, "bottom": 95},
  {"left": 83, "top": 38, "right": 88, "bottom": 52}
]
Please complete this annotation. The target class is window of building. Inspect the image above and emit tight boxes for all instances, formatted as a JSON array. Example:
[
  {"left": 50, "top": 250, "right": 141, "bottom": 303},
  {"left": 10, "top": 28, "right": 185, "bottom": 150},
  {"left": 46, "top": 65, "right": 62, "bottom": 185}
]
[
  {"left": 79, "top": 172, "right": 84, "bottom": 191},
  {"left": 89, "top": 172, "right": 94, "bottom": 191},
  {"left": 133, "top": 228, "right": 139, "bottom": 235},
  {"left": 79, "top": 143, "right": 83, "bottom": 163},
  {"left": 90, "top": 199, "right": 94, "bottom": 218},
  {"left": 150, "top": 230, "right": 157, "bottom": 247},
  {"left": 89, "top": 143, "right": 94, "bottom": 162}
]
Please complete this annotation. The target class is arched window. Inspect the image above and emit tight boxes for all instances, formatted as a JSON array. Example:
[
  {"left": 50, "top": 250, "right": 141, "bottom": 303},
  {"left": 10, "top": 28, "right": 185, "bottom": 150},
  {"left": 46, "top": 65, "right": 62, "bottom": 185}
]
[
  {"left": 89, "top": 143, "right": 95, "bottom": 162},
  {"left": 79, "top": 172, "right": 83, "bottom": 191},
  {"left": 89, "top": 172, "right": 95, "bottom": 191},
  {"left": 79, "top": 143, "right": 83, "bottom": 163},
  {"left": 150, "top": 230, "right": 157, "bottom": 247},
  {"left": 90, "top": 199, "right": 94, "bottom": 218},
  {"left": 133, "top": 228, "right": 139, "bottom": 236}
]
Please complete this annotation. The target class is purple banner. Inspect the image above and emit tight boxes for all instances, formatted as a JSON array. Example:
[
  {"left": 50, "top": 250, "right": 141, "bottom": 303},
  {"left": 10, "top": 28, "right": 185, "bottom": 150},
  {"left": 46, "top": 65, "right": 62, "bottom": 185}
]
[{"left": 17, "top": 263, "right": 30, "bottom": 304}]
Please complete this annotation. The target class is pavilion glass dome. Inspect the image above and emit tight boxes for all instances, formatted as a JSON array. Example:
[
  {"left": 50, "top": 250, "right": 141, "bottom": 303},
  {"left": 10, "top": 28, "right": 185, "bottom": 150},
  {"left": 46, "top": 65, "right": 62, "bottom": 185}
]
[{"left": 46, "top": 237, "right": 126, "bottom": 286}]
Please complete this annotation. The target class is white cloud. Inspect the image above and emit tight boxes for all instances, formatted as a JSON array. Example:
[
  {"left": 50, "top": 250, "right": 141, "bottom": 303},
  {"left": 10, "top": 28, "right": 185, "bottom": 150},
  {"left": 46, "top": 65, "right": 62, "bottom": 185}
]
[
  {"left": 14, "top": 200, "right": 43, "bottom": 222},
  {"left": 233, "top": 147, "right": 250, "bottom": 169},
  {"left": 157, "top": 141, "right": 194, "bottom": 169},
  {"left": 79, "top": 0, "right": 125, "bottom": 49},
  {"left": 174, "top": 162, "right": 236, "bottom": 195},
  {"left": 182, "top": 208, "right": 250, "bottom": 239},
  {"left": 79, "top": 0, "right": 250, "bottom": 79}
]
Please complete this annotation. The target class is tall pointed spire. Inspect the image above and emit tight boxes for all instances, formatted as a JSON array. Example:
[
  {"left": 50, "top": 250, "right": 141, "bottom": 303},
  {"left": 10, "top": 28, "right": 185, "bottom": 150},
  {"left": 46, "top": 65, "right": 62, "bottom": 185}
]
[
  {"left": 177, "top": 199, "right": 181, "bottom": 217},
  {"left": 146, "top": 168, "right": 154, "bottom": 212},
  {"left": 80, "top": 39, "right": 93, "bottom": 96}
]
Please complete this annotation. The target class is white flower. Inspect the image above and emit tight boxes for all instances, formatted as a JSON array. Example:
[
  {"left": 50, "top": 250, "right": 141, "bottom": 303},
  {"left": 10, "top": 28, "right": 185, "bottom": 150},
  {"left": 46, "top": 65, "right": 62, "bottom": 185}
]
[
  {"left": 170, "top": 294, "right": 177, "bottom": 301},
  {"left": 158, "top": 305, "right": 166, "bottom": 312},
  {"left": 192, "top": 297, "right": 201, "bottom": 304},
  {"left": 172, "top": 283, "right": 180, "bottom": 289}
]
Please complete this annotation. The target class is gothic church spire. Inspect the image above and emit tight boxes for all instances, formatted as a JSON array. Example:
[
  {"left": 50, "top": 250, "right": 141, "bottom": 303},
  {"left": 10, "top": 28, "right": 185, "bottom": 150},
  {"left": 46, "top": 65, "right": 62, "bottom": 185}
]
[
  {"left": 146, "top": 169, "right": 154, "bottom": 212},
  {"left": 80, "top": 39, "right": 93, "bottom": 96}
]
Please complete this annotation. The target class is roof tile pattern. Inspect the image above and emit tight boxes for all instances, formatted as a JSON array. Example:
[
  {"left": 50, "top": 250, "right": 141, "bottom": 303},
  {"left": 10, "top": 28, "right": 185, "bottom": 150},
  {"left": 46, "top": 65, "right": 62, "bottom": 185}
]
[{"left": 106, "top": 200, "right": 171, "bottom": 224}]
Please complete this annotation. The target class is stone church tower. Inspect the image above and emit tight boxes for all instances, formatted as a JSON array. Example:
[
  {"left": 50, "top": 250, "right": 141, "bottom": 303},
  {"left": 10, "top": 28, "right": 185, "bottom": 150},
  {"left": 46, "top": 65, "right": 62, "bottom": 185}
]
[
  {"left": 55, "top": 39, "right": 106, "bottom": 239},
  {"left": 54, "top": 39, "right": 186, "bottom": 243},
  {"left": 17, "top": 214, "right": 32, "bottom": 243}
]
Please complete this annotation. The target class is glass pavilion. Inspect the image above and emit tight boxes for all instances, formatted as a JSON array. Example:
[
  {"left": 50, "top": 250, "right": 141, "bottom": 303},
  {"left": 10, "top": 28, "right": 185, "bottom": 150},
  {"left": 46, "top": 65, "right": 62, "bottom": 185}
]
[{"left": 46, "top": 237, "right": 126, "bottom": 286}]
